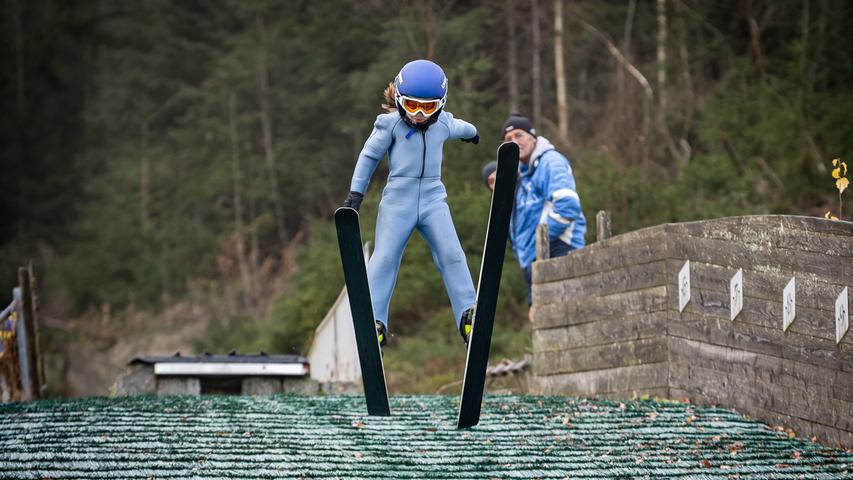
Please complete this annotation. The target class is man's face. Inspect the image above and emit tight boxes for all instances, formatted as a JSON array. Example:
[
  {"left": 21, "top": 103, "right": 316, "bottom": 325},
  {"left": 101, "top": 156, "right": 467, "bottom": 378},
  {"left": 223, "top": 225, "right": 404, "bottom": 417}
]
[
  {"left": 487, "top": 171, "right": 497, "bottom": 192},
  {"left": 503, "top": 129, "right": 536, "bottom": 163}
]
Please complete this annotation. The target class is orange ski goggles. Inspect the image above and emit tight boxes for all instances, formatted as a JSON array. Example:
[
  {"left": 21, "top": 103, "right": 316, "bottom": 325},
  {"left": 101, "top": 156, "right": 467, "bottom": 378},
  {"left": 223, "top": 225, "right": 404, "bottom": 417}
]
[{"left": 398, "top": 95, "right": 444, "bottom": 116}]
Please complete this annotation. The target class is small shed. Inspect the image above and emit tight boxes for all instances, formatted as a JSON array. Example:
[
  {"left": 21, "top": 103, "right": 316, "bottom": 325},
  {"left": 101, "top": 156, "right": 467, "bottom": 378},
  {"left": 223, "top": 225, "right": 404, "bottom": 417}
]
[
  {"left": 306, "top": 243, "right": 369, "bottom": 391},
  {"left": 306, "top": 287, "right": 360, "bottom": 386},
  {"left": 113, "top": 352, "right": 316, "bottom": 396}
]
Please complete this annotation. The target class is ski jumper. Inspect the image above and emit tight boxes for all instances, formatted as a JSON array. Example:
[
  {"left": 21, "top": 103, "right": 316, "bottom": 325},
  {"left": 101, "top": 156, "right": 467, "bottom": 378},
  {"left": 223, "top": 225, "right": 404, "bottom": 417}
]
[{"left": 350, "top": 111, "right": 477, "bottom": 330}]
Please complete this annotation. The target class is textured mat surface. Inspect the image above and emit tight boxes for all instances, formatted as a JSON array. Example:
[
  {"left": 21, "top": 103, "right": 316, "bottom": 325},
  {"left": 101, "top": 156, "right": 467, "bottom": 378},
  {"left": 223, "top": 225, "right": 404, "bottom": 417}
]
[{"left": 0, "top": 394, "right": 850, "bottom": 479}]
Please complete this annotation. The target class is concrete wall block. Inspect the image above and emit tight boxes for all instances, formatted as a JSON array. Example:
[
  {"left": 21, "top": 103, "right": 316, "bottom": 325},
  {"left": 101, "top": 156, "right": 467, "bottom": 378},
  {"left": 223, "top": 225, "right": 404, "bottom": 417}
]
[
  {"left": 242, "top": 377, "right": 282, "bottom": 396},
  {"left": 112, "top": 364, "right": 156, "bottom": 396},
  {"left": 282, "top": 378, "right": 320, "bottom": 395},
  {"left": 320, "top": 381, "right": 360, "bottom": 395},
  {"left": 157, "top": 377, "right": 200, "bottom": 396}
]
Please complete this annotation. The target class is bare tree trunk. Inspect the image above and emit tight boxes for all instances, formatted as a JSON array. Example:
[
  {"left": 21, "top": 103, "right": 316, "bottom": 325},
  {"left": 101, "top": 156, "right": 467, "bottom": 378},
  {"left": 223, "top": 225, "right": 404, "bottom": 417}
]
[
  {"left": 745, "top": 0, "right": 765, "bottom": 74},
  {"left": 674, "top": 0, "right": 694, "bottom": 140},
  {"left": 229, "top": 93, "right": 255, "bottom": 308},
  {"left": 140, "top": 121, "right": 151, "bottom": 236},
  {"left": 796, "top": 0, "right": 824, "bottom": 172},
  {"left": 554, "top": 0, "right": 569, "bottom": 142},
  {"left": 506, "top": 0, "right": 520, "bottom": 112},
  {"left": 622, "top": 0, "right": 636, "bottom": 54},
  {"left": 573, "top": 14, "right": 653, "bottom": 164},
  {"left": 397, "top": 0, "right": 422, "bottom": 57},
  {"left": 653, "top": 0, "right": 684, "bottom": 168},
  {"left": 13, "top": 0, "right": 24, "bottom": 114},
  {"left": 814, "top": 0, "right": 826, "bottom": 95},
  {"left": 531, "top": 0, "right": 542, "bottom": 127},
  {"left": 656, "top": 0, "right": 668, "bottom": 125},
  {"left": 246, "top": 155, "right": 262, "bottom": 302},
  {"left": 797, "top": 0, "right": 810, "bottom": 119},
  {"left": 426, "top": 0, "right": 436, "bottom": 60},
  {"left": 612, "top": 0, "right": 637, "bottom": 148},
  {"left": 417, "top": 0, "right": 456, "bottom": 61},
  {"left": 811, "top": 0, "right": 828, "bottom": 171},
  {"left": 256, "top": 12, "right": 287, "bottom": 248},
  {"left": 616, "top": 0, "right": 637, "bottom": 112}
]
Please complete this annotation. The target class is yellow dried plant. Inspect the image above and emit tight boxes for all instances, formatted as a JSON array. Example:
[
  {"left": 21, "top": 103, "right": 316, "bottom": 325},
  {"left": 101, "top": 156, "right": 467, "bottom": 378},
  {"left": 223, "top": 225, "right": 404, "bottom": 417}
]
[{"left": 825, "top": 158, "right": 848, "bottom": 220}]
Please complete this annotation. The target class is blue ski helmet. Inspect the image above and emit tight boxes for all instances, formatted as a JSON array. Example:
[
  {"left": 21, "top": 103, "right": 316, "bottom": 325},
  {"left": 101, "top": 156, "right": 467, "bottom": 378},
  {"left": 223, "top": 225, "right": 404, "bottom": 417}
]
[
  {"left": 394, "top": 60, "right": 448, "bottom": 129},
  {"left": 395, "top": 59, "right": 448, "bottom": 100}
]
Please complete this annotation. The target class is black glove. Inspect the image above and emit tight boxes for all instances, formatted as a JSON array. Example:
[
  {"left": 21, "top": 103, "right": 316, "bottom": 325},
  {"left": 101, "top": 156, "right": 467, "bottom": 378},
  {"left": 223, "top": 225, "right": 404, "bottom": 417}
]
[
  {"left": 462, "top": 134, "right": 479, "bottom": 145},
  {"left": 343, "top": 191, "right": 364, "bottom": 212}
]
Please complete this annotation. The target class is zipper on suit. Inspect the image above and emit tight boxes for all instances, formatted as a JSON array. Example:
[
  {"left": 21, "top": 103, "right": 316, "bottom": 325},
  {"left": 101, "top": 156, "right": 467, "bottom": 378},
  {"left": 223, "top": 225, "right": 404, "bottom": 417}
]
[{"left": 419, "top": 131, "right": 426, "bottom": 178}]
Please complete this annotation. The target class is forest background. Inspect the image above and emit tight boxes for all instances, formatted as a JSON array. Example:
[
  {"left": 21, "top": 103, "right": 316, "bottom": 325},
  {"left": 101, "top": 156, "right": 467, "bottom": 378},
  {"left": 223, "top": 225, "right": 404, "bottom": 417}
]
[{"left": 1, "top": 0, "right": 850, "bottom": 396}]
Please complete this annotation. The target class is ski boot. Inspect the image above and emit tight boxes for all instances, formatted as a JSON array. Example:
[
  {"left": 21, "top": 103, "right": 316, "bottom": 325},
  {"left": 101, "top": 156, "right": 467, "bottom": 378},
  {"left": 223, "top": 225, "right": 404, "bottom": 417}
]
[
  {"left": 459, "top": 307, "right": 475, "bottom": 346},
  {"left": 375, "top": 320, "right": 388, "bottom": 348}
]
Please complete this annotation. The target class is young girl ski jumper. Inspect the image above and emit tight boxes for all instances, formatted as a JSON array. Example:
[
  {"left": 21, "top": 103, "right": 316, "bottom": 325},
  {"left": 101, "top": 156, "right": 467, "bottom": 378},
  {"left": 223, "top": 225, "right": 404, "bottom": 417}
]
[{"left": 343, "top": 59, "right": 480, "bottom": 346}]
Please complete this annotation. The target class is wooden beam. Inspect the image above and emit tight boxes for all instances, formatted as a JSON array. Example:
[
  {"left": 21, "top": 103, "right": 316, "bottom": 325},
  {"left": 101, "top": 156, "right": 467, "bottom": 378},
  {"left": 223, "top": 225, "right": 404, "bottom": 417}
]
[
  {"left": 536, "top": 362, "right": 668, "bottom": 396},
  {"left": 534, "top": 286, "right": 669, "bottom": 329},
  {"left": 534, "top": 337, "right": 668, "bottom": 376}
]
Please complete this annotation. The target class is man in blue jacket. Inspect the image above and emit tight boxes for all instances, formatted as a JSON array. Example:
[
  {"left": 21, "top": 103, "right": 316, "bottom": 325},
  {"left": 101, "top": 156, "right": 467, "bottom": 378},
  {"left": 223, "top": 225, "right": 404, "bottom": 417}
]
[{"left": 483, "top": 113, "right": 586, "bottom": 318}]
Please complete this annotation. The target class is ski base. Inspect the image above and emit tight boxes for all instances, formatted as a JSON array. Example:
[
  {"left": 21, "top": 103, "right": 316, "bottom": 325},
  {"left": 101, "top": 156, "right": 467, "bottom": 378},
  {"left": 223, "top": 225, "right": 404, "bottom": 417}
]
[
  {"left": 335, "top": 207, "right": 391, "bottom": 416},
  {"left": 457, "top": 142, "right": 519, "bottom": 428}
]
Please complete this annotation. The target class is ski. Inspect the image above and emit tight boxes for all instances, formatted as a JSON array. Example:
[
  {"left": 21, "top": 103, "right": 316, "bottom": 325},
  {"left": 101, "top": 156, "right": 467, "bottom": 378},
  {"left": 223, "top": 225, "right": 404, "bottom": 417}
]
[
  {"left": 334, "top": 207, "right": 391, "bottom": 416},
  {"left": 457, "top": 142, "right": 519, "bottom": 428}
]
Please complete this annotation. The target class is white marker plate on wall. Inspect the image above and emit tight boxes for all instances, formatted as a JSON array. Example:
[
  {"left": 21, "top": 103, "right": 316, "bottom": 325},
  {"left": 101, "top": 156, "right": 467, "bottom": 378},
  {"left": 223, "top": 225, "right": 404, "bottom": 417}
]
[
  {"left": 678, "top": 260, "right": 690, "bottom": 313},
  {"left": 837, "top": 287, "right": 849, "bottom": 344},
  {"left": 730, "top": 269, "right": 743, "bottom": 321},
  {"left": 783, "top": 277, "right": 796, "bottom": 332}
]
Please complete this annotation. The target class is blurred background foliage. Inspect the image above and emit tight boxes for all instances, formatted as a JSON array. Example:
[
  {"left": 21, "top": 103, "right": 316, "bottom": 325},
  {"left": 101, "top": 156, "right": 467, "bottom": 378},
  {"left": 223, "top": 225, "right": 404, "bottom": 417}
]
[{"left": 1, "top": 0, "right": 850, "bottom": 395}]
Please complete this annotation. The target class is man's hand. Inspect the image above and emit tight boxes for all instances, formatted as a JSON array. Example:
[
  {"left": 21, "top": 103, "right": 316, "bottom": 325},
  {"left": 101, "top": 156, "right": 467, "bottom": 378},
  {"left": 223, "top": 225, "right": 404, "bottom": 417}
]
[
  {"left": 461, "top": 134, "right": 479, "bottom": 144},
  {"left": 528, "top": 305, "right": 536, "bottom": 324},
  {"left": 343, "top": 191, "right": 364, "bottom": 212}
]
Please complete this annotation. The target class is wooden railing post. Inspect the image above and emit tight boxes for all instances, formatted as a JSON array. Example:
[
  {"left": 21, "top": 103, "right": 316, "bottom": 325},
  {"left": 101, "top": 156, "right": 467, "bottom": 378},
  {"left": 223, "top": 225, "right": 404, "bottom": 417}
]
[
  {"left": 596, "top": 210, "right": 612, "bottom": 242},
  {"left": 535, "top": 224, "right": 549, "bottom": 261},
  {"left": 12, "top": 286, "right": 31, "bottom": 399},
  {"left": 17, "top": 264, "right": 43, "bottom": 399}
]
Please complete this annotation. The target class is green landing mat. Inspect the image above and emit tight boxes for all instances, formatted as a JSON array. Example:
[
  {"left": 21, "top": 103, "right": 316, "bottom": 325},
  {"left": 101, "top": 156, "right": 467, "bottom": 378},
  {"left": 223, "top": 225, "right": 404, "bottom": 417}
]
[{"left": 0, "top": 394, "right": 850, "bottom": 479}]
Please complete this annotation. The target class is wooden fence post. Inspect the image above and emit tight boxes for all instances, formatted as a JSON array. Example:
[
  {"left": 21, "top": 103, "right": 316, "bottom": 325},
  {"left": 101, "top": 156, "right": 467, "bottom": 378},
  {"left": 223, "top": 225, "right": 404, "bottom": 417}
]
[
  {"left": 535, "top": 224, "right": 550, "bottom": 261},
  {"left": 12, "top": 287, "right": 31, "bottom": 399},
  {"left": 596, "top": 210, "right": 612, "bottom": 242},
  {"left": 17, "top": 264, "right": 43, "bottom": 399}
]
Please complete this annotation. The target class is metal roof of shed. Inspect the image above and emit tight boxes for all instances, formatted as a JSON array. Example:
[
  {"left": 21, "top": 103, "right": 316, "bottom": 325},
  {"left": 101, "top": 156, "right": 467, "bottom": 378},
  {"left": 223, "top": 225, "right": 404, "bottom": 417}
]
[
  {"left": 129, "top": 352, "right": 308, "bottom": 365},
  {"left": 0, "top": 395, "right": 850, "bottom": 479}
]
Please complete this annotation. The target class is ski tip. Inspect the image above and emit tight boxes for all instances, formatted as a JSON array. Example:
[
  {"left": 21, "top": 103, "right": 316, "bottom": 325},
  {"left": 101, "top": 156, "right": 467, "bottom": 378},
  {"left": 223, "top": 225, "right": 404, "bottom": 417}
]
[
  {"left": 498, "top": 141, "right": 519, "bottom": 157},
  {"left": 334, "top": 206, "right": 359, "bottom": 219}
]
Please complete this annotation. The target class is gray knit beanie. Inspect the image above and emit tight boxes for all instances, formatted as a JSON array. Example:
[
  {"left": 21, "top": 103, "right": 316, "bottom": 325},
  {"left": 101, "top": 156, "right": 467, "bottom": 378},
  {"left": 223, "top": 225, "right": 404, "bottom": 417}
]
[
  {"left": 481, "top": 161, "right": 497, "bottom": 188},
  {"left": 501, "top": 112, "right": 536, "bottom": 138}
]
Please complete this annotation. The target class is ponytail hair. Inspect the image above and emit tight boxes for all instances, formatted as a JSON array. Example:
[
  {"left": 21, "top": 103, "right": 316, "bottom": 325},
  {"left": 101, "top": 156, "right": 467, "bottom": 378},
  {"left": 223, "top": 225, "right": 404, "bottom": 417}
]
[{"left": 381, "top": 81, "right": 397, "bottom": 112}]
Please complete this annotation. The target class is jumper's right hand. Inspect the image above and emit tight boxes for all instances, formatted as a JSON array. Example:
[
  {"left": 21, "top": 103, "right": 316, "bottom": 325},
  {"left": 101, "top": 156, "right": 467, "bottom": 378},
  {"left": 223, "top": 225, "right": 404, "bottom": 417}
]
[{"left": 343, "top": 191, "right": 364, "bottom": 212}]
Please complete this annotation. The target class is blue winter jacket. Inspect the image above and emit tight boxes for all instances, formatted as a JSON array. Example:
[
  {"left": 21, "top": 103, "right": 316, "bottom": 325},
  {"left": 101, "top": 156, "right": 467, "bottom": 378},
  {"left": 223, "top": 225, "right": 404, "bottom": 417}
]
[
  {"left": 350, "top": 111, "right": 477, "bottom": 194},
  {"left": 510, "top": 136, "right": 586, "bottom": 269}
]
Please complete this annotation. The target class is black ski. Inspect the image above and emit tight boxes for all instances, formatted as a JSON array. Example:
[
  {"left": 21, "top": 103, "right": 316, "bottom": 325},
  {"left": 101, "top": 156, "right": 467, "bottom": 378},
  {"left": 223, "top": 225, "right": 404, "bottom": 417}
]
[
  {"left": 457, "top": 142, "right": 519, "bottom": 428},
  {"left": 334, "top": 207, "right": 391, "bottom": 416}
]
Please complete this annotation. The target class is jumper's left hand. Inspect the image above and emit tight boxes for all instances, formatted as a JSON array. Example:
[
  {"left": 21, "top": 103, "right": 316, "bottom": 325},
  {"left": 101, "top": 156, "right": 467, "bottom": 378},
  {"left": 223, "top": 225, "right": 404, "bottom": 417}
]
[
  {"left": 343, "top": 191, "right": 364, "bottom": 212},
  {"left": 461, "top": 134, "right": 479, "bottom": 145}
]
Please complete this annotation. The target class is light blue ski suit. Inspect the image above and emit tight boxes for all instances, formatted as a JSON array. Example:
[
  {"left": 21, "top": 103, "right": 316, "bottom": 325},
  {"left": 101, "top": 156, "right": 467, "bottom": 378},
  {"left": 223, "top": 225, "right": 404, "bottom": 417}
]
[{"left": 350, "top": 111, "right": 478, "bottom": 330}]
